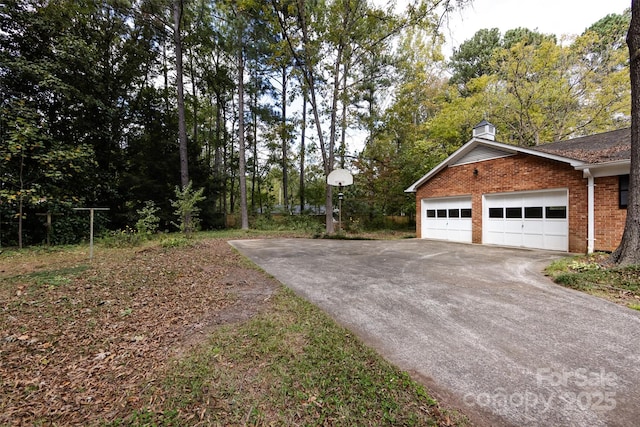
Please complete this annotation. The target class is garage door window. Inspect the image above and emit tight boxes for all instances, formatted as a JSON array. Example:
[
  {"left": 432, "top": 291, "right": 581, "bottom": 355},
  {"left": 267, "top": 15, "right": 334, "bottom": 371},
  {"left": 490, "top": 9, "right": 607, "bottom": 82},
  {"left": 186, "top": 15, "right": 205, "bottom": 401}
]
[
  {"left": 427, "top": 208, "right": 472, "bottom": 218},
  {"left": 489, "top": 208, "right": 503, "bottom": 218},
  {"left": 524, "top": 207, "right": 543, "bottom": 218},
  {"left": 545, "top": 206, "right": 567, "bottom": 219},
  {"left": 506, "top": 207, "right": 522, "bottom": 218}
]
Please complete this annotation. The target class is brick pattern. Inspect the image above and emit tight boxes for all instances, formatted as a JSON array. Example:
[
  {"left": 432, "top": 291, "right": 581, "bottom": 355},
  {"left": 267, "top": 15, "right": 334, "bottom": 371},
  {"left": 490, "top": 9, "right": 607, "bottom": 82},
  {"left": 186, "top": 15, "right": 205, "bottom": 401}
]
[
  {"left": 593, "top": 176, "right": 627, "bottom": 251},
  {"left": 414, "top": 153, "right": 626, "bottom": 253}
]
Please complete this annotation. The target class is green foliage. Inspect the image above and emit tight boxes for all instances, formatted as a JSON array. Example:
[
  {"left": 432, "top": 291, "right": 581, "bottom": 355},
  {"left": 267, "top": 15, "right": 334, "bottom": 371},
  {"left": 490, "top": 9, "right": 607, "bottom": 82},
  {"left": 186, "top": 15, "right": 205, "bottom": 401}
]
[
  {"left": 49, "top": 212, "right": 91, "bottom": 246},
  {"left": 449, "top": 28, "right": 501, "bottom": 86},
  {"left": 253, "top": 214, "right": 323, "bottom": 233},
  {"left": 135, "top": 201, "right": 161, "bottom": 235},
  {"left": 171, "top": 182, "right": 206, "bottom": 237},
  {"left": 502, "top": 27, "right": 556, "bottom": 49},
  {"left": 1, "top": 0, "right": 632, "bottom": 247},
  {"left": 99, "top": 227, "right": 143, "bottom": 248},
  {"left": 159, "top": 235, "right": 191, "bottom": 249}
]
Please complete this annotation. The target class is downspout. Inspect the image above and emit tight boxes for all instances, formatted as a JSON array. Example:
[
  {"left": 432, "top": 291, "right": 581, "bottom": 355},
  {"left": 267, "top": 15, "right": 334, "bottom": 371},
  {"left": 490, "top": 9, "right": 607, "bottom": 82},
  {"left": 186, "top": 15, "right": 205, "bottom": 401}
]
[{"left": 583, "top": 168, "right": 595, "bottom": 254}]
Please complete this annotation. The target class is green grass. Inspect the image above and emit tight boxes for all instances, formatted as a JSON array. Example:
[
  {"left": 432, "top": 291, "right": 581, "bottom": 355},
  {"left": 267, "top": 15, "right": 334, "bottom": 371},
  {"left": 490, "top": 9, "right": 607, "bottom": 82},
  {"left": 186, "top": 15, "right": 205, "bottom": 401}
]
[
  {"left": 546, "top": 254, "right": 640, "bottom": 309},
  {"left": 119, "top": 288, "right": 459, "bottom": 426},
  {"left": 2, "top": 265, "right": 90, "bottom": 288}
]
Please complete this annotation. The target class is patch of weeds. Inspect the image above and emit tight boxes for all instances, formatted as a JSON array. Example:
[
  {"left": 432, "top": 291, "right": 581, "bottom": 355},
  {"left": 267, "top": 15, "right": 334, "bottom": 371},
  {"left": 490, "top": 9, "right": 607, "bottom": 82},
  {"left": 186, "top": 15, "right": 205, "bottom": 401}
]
[
  {"left": 628, "top": 303, "right": 640, "bottom": 312},
  {"left": 99, "top": 227, "right": 143, "bottom": 248},
  {"left": 316, "top": 233, "right": 374, "bottom": 240},
  {"left": 253, "top": 215, "right": 323, "bottom": 234},
  {"left": 159, "top": 235, "right": 191, "bottom": 248},
  {"left": 20, "top": 265, "right": 90, "bottom": 288},
  {"left": 546, "top": 254, "right": 640, "bottom": 307},
  {"left": 568, "top": 259, "right": 602, "bottom": 272}
]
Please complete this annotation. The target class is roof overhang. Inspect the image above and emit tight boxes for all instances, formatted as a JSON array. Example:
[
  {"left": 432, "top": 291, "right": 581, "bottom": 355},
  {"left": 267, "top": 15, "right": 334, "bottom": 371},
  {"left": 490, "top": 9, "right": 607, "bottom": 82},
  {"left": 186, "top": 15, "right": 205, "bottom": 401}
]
[
  {"left": 405, "top": 138, "right": 586, "bottom": 193},
  {"left": 576, "top": 159, "right": 630, "bottom": 178}
]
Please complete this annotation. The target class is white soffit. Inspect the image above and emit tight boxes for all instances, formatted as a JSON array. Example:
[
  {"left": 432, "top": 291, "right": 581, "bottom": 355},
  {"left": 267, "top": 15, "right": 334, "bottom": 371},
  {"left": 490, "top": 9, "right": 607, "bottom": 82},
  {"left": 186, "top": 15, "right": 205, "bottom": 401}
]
[{"left": 577, "top": 160, "right": 630, "bottom": 178}]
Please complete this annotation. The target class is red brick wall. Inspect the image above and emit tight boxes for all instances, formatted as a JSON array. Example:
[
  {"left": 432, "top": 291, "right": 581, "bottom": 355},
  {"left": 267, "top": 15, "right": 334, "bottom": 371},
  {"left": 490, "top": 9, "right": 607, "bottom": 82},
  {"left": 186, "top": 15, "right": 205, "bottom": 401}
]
[
  {"left": 414, "top": 153, "right": 596, "bottom": 252},
  {"left": 594, "top": 176, "right": 627, "bottom": 252}
]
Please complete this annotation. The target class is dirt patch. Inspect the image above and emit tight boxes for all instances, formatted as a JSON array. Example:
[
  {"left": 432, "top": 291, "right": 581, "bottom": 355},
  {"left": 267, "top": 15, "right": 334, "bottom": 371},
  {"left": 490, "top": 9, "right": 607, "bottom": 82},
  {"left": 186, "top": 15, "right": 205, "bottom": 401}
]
[{"left": 0, "top": 237, "right": 280, "bottom": 425}]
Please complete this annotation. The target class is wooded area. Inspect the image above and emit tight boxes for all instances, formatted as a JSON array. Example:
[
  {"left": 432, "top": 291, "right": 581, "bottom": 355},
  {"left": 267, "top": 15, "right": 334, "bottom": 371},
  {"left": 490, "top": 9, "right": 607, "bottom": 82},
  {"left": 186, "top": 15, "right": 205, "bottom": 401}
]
[{"left": 0, "top": 0, "right": 631, "bottom": 247}]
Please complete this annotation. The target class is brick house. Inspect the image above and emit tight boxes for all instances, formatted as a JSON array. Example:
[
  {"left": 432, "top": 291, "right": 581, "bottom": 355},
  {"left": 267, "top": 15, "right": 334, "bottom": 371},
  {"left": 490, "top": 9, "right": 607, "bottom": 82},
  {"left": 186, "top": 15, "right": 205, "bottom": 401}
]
[{"left": 405, "top": 121, "right": 631, "bottom": 253}]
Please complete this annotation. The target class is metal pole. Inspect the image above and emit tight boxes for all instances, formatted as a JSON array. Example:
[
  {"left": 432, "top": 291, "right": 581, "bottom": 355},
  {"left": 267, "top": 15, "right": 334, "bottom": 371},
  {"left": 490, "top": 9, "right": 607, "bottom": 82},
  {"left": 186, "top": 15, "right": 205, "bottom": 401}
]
[
  {"left": 89, "top": 208, "right": 94, "bottom": 260},
  {"left": 338, "top": 185, "right": 343, "bottom": 233},
  {"left": 73, "top": 207, "right": 109, "bottom": 261}
]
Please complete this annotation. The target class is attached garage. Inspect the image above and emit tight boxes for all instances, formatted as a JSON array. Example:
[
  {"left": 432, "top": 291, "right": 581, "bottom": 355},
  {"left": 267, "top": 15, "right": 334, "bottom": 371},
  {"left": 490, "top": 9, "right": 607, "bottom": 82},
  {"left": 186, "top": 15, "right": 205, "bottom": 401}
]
[
  {"left": 483, "top": 190, "right": 568, "bottom": 251},
  {"left": 405, "top": 121, "right": 631, "bottom": 253},
  {"left": 422, "top": 197, "right": 472, "bottom": 243}
]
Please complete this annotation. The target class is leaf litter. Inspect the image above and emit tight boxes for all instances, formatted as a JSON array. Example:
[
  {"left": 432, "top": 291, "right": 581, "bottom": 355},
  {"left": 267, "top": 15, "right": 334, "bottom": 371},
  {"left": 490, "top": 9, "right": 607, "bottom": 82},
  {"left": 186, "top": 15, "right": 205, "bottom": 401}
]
[{"left": 0, "top": 238, "right": 279, "bottom": 425}]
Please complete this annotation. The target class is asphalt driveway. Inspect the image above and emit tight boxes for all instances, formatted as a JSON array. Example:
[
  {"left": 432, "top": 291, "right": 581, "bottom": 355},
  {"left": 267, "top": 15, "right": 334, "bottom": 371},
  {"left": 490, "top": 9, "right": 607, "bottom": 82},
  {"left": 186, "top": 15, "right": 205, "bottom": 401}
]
[{"left": 229, "top": 238, "right": 640, "bottom": 426}]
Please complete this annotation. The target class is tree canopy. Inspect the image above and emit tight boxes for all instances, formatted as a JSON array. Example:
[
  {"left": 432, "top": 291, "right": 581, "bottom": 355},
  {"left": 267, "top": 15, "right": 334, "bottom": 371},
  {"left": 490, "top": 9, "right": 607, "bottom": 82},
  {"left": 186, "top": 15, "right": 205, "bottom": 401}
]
[{"left": 0, "top": 0, "right": 632, "bottom": 246}]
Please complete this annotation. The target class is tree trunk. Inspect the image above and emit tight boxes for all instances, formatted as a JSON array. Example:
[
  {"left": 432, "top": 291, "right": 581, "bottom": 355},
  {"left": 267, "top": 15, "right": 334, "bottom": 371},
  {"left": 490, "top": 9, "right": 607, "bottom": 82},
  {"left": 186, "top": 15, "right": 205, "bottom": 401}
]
[
  {"left": 189, "top": 52, "right": 198, "bottom": 148},
  {"left": 299, "top": 87, "right": 307, "bottom": 214},
  {"left": 18, "top": 148, "right": 24, "bottom": 249},
  {"left": 324, "top": 43, "right": 344, "bottom": 232},
  {"left": 237, "top": 34, "right": 249, "bottom": 230},
  {"left": 281, "top": 66, "right": 289, "bottom": 213},
  {"left": 339, "top": 61, "right": 349, "bottom": 169},
  {"left": 163, "top": 42, "right": 170, "bottom": 113},
  {"left": 173, "top": 0, "right": 189, "bottom": 189},
  {"left": 295, "top": 0, "right": 333, "bottom": 233},
  {"left": 611, "top": 0, "right": 640, "bottom": 265},
  {"left": 250, "top": 88, "right": 257, "bottom": 213}
]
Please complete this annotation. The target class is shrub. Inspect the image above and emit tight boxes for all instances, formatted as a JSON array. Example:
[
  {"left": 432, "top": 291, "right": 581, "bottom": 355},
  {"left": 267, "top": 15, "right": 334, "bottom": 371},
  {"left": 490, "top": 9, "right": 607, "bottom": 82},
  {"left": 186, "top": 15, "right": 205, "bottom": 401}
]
[
  {"left": 99, "top": 226, "right": 142, "bottom": 248},
  {"left": 136, "top": 200, "right": 161, "bottom": 235},
  {"left": 171, "top": 182, "right": 206, "bottom": 237}
]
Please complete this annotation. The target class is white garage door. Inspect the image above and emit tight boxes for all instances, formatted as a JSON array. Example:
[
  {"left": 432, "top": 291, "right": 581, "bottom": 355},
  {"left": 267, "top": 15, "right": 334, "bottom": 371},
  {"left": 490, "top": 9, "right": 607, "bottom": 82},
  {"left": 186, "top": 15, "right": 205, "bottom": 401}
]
[
  {"left": 483, "top": 190, "right": 568, "bottom": 251},
  {"left": 422, "top": 197, "right": 472, "bottom": 243}
]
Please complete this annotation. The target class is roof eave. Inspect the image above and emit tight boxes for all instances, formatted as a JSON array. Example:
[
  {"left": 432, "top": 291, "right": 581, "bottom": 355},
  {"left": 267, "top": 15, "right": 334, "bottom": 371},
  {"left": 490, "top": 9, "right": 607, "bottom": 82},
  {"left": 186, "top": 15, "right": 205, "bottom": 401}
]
[
  {"left": 576, "top": 159, "right": 630, "bottom": 177},
  {"left": 405, "top": 138, "right": 585, "bottom": 192}
]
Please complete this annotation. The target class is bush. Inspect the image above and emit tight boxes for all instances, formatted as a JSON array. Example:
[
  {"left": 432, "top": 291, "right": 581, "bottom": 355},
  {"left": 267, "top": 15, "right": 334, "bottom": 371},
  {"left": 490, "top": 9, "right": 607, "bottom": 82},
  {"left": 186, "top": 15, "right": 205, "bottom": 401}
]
[
  {"left": 136, "top": 201, "right": 161, "bottom": 235},
  {"left": 253, "top": 214, "right": 323, "bottom": 233},
  {"left": 159, "top": 235, "right": 191, "bottom": 248},
  {"left": 99, "top": 226, "right": 143, "bottom": 248},
  {"left": 171, "top": 182, "right": 206, "bottom": 237}
]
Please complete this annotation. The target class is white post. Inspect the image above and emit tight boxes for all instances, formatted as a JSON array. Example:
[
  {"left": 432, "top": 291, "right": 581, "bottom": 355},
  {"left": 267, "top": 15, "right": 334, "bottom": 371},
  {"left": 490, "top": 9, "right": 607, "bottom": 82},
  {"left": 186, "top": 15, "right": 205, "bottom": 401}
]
[
  {"left": 89, "top": 208, "right": 94, "bottom": 260},
  {"left": 584, "top": 169, "right": 595, "bottom": 254},
  {"left": 338, "top": 185, "right": 343, "bottom": 233},
  {"left": 74, "top": 208, "right": 110, "bottom": 261}
]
